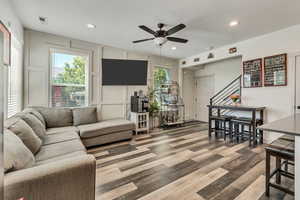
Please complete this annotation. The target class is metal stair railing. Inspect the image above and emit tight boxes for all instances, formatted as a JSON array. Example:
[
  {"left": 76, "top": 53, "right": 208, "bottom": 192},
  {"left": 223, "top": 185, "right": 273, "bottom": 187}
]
[{"left": 210, "top": 75, "right": 242, "bottom": 116}]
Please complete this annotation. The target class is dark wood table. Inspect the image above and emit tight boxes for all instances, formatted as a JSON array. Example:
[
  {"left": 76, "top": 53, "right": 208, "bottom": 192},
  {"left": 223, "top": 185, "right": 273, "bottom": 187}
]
[
  {"left": 207, "top": 104, "right": 266, "bottom": 145},
  {"left": 257, "top": 114, "right": 300, "bottom": 199}
]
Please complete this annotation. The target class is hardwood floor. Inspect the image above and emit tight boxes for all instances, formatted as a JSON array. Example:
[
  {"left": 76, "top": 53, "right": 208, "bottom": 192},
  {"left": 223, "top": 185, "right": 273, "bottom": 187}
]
[{"left": 87, "top": 123, "right": 294, "bottom": 200}]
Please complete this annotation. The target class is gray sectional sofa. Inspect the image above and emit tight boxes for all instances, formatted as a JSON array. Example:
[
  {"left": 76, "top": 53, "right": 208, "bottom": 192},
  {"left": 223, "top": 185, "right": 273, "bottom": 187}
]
[{"left": 4, "top": 106, "right": 135, "bottom": 200}]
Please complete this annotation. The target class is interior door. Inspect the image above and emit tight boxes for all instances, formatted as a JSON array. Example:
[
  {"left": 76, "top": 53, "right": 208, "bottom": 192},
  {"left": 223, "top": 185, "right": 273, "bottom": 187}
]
[
  {"left": 195, "top": 75, "right": 215, "bottom": 122},
  {"left": 296, "top": 55, "right": 300, "bottom": 113}
]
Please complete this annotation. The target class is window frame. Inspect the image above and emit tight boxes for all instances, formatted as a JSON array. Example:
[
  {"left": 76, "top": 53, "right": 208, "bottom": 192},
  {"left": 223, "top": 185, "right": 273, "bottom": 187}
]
[
  {"left": 49, "top": 48, "right": 91, "bottom": 108},
  {"left": 153, "top": 66, "right": 172, "bottom": 90}
]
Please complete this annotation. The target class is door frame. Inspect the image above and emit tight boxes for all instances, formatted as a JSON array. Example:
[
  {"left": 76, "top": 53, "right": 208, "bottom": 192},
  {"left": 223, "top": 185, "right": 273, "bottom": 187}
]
[
  {"left": 293, "top": 52, "right": 300, "bottom": 113},
  {"left": 289, "top": 52, "right": 300, "bottom": 114},
  {"left": 194, "top": 74, "right": 215, "bottom": 122}
]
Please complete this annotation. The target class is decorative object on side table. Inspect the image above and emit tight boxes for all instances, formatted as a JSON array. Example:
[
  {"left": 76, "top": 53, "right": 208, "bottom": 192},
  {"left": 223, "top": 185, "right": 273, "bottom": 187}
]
[{"left": 0, "top": 20, "right": 11, "bottom": 66}]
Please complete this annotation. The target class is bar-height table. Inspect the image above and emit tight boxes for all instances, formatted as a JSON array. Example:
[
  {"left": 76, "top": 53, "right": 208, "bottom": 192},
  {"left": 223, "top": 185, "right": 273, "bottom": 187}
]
[
  {"left": 258, "top": 114, "right": 300, "bottom": 199},
  {"left": 207, "top": 105, "right": 266, "bottom": 145}
]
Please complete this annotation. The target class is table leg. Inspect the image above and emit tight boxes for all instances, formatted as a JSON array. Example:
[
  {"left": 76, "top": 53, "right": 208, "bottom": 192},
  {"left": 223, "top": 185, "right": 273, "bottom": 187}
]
[
  {"left": 208, "top": 107, "right": 212, "bottom": 138},
  {"left": 252, "top": 110, "right": 257, "bottom": 147},
  {"left": 260, "top": 110, "right": 264, "bottom": 144}
]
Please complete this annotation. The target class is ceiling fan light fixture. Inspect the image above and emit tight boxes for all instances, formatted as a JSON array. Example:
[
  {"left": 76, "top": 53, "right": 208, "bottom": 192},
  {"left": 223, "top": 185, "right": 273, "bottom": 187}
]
[
  {"left": 154, "top": 37, "right": 167, "bottom": 46},
  {"left": 229, "top": 20, "right": 239, "bottom": 27},
  {"left": 86, "top": 23, "right": 96, "bottom": 29}
]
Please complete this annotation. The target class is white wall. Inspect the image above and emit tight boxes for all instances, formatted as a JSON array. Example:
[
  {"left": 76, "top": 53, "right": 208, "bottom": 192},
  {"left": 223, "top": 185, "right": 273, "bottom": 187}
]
[
  {"left": 194, "top": 56, "right": 242, "bottom": 92},
  {"left": 24, "top": 29, "right": 179, "bottom": 120},
  {"left": 180, "top": 24, "right": 300, "bottom": 141},
  {"left": 0, "top": 0, "right": 23, "bottom": 43}
]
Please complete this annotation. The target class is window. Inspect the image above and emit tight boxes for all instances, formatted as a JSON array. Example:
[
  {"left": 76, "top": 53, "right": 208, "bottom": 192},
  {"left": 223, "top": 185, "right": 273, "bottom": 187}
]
[
  {"left": 50, "top": 50, "right": 89, "bottom": 107},
  {"left": 153, "top": 67, "right": 171, "bottom": 90},
  {"left": 7, "top": 36, "right": 23, "bottom": 118}
]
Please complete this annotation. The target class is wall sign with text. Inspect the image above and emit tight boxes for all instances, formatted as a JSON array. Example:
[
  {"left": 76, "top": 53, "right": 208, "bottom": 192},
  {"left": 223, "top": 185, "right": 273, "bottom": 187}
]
[
  {"left": 264, "top": 53, "right": 287, "bottom": 87},
  {"left": 243, "top": 58, "right": 263, "bottom": 88}
]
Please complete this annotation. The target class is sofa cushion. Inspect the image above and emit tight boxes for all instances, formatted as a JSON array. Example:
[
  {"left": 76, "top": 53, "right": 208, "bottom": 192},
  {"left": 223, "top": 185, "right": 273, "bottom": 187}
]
[
  {"left": 4, "top": 129, "right": 35, "bottom": 173},
  {"left": 72, "top": 106, "right": 98, "bottom": 126},
  {"left": 78, "top": 119, "right": 135, "bottom": 138},
  {"left": 43, "top": 131, "right": 80, "bottom": 145},
  {"left": 33, "top": 107, "right": 73, "bottom": 128},
  {"left": 5, "top": 118, "right": 42, "bottom": 154},
  {"left": 35, "top": 139, "right": 86, "bottom": 161},
  {"left": 46, "top": 126, "right": 79, "bottom": 135},
  {"left": 17, "top": 113, "right": 46, "bottom": 138},
  {"left": 34, "top": 151, "right": 87, "bottom": 166},
  {"left": 23, "top": 108, "right": 46, "bottom": 126}
]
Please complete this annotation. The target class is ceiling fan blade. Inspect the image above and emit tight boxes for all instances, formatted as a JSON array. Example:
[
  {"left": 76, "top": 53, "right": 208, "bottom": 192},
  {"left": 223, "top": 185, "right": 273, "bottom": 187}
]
[
  {"left": 166, "top": 24, "right": 186, "bottom": 36},
  {"left": 132, "top": 38, "right": 155, "bottom": 43},
  {"left": 138, "top": 25, "right": 156, "bottom": 35},
  {"left": 167, "top": 37, "right": 188, "bottom": 43}
]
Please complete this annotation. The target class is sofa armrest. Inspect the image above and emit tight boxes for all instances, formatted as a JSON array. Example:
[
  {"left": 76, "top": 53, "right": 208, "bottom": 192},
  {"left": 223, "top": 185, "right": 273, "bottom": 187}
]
[{"left": 4, "top": 154, "right": 96, "bottom": 200}]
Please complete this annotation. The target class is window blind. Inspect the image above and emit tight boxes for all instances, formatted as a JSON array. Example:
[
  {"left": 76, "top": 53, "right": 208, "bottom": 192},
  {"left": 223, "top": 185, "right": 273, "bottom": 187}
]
[{"left": 7, "top": 37, "right": 22, "bottom": 118}]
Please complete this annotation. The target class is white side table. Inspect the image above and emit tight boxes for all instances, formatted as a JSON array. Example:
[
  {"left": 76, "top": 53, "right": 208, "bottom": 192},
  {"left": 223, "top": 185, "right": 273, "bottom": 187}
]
[{"left": 130, "top": 112, "right": 149, "bottom": 134}]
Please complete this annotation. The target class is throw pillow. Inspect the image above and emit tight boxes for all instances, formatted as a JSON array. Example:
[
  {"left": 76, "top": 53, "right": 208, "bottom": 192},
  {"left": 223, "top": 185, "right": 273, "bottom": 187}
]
[
  {"left": 4, "top": 129, "right": 35, "bottom": 173},
  {"left": 34, "top": 107, "right": 73, "bottom": 128},
  {"left": 6, "top": 118, "right": 42, "bottom": 154},
  {"left": 23, "top": 108, "right": 46, "bottom": 126},
  {"left": 17, "top": 113, "right": 46, "bottom": 139},
  {"left": 72, "top": 106, "right": 98, "bottom": 126}
]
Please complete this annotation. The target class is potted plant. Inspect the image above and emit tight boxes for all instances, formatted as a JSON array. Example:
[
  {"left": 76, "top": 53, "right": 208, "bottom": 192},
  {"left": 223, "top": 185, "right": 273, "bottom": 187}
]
[
  {"left": 230, "top": 94, "right": 240, "bottom": 105},
  {"left": 147, "top": 87, "right": 160, "bottom": 129}
]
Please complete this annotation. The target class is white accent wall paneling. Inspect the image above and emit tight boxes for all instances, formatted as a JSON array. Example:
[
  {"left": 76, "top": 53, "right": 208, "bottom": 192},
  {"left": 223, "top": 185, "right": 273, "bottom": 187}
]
[{"left": 24, "top": 29, "right": 179, "bottom": 120}]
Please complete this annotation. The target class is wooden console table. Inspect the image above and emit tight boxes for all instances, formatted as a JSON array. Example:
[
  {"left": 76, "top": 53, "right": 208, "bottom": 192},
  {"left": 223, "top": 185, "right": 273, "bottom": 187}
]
[{"left": 207, "top": 104, "right": 266, "bottom": 145}]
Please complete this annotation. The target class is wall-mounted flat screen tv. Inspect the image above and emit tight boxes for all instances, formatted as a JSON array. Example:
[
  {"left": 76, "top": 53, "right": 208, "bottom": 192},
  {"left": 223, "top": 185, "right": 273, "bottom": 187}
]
[{"left": 102, "top": 59, "right": 148, "bottom": 85}]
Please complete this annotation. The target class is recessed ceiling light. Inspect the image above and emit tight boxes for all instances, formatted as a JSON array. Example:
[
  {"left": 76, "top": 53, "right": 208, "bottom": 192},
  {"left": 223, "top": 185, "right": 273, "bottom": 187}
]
[
  {"left": 86, "top": 23, "right": 96, "bottom": 29},
  {"left": 229, "top": 20, "right": 239, "bottom": 27},
  {"left": 171, "top": 46, "right": 177, "bottom": 50}
]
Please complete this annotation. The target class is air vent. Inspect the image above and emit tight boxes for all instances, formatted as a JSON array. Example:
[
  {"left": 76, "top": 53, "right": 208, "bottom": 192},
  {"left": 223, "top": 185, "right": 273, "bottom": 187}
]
[{"left": 194, "top": 58, "right": 200, "bottom": 62}]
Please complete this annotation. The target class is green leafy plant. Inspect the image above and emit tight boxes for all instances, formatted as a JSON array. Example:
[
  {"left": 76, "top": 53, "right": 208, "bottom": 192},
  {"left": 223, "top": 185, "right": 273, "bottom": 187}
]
[{"left": 147, "top": 87, "right": 160, "bottom": 117}]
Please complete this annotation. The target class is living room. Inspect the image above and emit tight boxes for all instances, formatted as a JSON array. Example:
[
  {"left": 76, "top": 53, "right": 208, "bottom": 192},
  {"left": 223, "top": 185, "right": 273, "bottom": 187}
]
[{"left": 1, "top": 0, "right": 300, "bottom": 200}]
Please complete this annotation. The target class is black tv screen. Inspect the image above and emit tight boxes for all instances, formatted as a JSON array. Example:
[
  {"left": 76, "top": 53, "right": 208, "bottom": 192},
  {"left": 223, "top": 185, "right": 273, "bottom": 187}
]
[{"left": 102, "top": 59, "right": 148, "bottom": 85}]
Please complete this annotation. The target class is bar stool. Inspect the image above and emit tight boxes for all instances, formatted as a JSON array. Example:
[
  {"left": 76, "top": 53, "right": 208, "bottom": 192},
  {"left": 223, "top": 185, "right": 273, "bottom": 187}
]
[
  {"left": 265, "top": 136, "right": 295, "bottom": 197},
  {"left": 231, "top": 117, "right": 263, "bottom": 146},
  {"left": 211, "top": 115, "right": 235, "bottom": 139}
]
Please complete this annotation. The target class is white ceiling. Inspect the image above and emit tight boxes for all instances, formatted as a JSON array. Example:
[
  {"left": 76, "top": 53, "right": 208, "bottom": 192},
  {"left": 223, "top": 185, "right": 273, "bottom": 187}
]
[{"left": 11, "top": 0, "right": 300, "bottom": 59}]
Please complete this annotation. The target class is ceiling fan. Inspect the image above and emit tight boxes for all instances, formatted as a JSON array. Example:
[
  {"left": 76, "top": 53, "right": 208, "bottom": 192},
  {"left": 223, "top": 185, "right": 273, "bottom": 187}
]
[{"left": 133, "top": 23, "right": 188, "bottom": 46}]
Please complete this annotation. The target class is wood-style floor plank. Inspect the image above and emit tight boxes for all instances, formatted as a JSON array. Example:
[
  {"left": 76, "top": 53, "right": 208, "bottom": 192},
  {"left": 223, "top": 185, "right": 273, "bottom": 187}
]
[
  {"left": 88, "top": 122, "right": 293, "bottom": 200},
  {"left": 234, "top": 175, "right": 265, "bottom": 200},
  {"left": 97, "top": 182, "right": 138, "bottom": 200}
]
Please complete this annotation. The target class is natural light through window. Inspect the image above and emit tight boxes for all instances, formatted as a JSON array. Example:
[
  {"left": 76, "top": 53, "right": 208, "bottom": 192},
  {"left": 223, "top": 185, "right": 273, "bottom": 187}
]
[{"left": 51, "top": 51, "right": 89, "bottom": 107}]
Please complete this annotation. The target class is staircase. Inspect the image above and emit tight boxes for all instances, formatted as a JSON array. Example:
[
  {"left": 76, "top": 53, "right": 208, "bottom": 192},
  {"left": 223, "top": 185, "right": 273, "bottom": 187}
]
[{"left": 209, "top": 75, "right": 242, "bottom": 115}]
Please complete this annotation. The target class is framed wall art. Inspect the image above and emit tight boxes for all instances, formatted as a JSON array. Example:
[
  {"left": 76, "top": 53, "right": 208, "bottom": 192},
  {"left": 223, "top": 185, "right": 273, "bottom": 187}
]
[
  {"left": 0, "top": 21, "right": 11, "bottom": 66},
  {"left": 264, "top": 53, "right": 287, "bottom": 87},
  {"left": 243, "top": 58, "right": 263, "bottom": 88}
]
